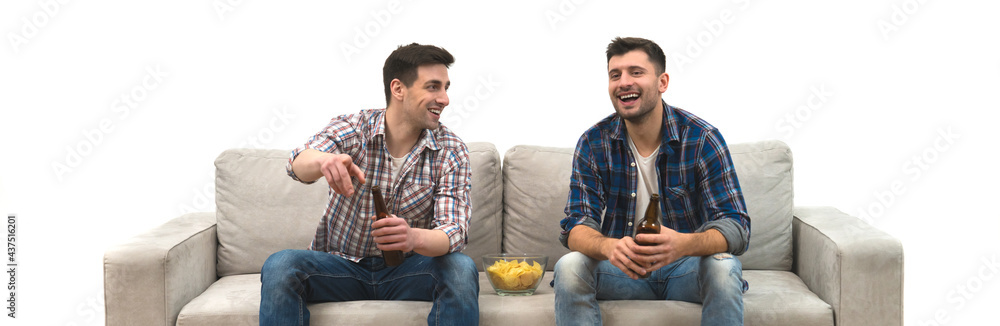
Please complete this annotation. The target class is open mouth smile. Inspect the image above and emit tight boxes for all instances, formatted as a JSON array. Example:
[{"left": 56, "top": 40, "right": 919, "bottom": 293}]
[{"left": 618, "top": 92, "right": 640, "bottom": 105}]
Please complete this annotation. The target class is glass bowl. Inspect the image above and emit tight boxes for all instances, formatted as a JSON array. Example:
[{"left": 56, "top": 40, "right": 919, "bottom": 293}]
[{"left": 482, "top": 253, "right": 548, "bottom": 296}]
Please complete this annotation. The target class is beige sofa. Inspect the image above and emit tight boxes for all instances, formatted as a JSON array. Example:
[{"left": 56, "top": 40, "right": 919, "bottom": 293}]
[{"left": 104, "top": 141, "right": 903, "bottom": 325}]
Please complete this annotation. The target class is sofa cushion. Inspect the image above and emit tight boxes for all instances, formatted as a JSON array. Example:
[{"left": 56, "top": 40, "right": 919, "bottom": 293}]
[
  {"left": 500, "top": 140, "right": 793, "bottom": 271},
  {"left": 214, "top": 149, "right": 329, "bottom": 276},
  {"left": 728, "top": 140, "right": 794, "bottom": 270},
  {"left": 501, "top": 146, "right": 575, "bottom": 270},
  {"left": 462, "top": 142, "right": 504, "bottom": 271},
  {"left": 214, "top": 143, "right": 503, "bottom": 276},
  {"left": 593, "top": 271, "right": 832, "bottom": 325},
  {"left": 177, "top": 271, "right": 830, "bottom": 325},
  {"left": 177, "top": 274, "right": 431, "bottom": 325}
]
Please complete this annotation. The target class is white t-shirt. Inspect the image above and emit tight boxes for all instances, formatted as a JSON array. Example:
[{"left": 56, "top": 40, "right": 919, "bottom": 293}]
[
  {"left": 627, "top": 134, "right": 660, "bottom": 235},
  {"left": 390, "top": 153, "right": 406, "bottom": 186}
]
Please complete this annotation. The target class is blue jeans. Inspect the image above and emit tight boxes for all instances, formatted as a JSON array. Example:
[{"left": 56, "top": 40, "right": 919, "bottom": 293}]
[
  {"left": 259, "top": 249, "right": 479, "bottom": 326},
  {"left": 554, "top": 251, "right": 745, "bottom": 326}
]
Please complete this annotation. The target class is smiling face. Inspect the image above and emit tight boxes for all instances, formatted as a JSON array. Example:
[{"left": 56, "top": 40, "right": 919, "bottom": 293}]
[
  {"left": 608, "top": 50, "right": 669, "bottom": 123},
  {"left": 396, "top": 64, "right": 450, "bottom": 131}
]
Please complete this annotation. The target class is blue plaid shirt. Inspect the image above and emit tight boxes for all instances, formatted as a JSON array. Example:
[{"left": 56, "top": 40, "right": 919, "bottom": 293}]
[{"left": 560, "top": 101, "right": 751, "bottom": 255}]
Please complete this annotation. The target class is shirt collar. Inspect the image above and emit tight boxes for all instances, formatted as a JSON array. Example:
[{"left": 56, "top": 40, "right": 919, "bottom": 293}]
[
  {"left": 610, "top": 100, "right": 680, "bottom": 155},
  {"left": 370, "top": 108, "right": 441, "bottom": 153}
]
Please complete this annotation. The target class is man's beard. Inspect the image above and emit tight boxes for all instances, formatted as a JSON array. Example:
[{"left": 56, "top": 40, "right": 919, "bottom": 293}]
[{"left": 616, "top": 93, "right": 659, "bottom": 124}]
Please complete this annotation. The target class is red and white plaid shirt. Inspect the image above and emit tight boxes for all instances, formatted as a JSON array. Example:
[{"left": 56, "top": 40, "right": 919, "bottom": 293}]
[{"left": 286, "top": 109, "right": 472, "bottom": 262}]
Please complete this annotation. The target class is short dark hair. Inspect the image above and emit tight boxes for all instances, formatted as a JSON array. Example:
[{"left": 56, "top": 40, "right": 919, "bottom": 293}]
[
  {"left": 606, "top": 37, "right": 666, "bottom": 75},
  {"left": 382, "top": 43, "right": 455, "bottom": 105}
]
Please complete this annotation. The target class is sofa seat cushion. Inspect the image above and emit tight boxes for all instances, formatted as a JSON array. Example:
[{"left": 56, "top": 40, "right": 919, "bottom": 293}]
[
  {"left": 177, "top": 274, "right": 431, "bottom": 325},
  {"left": 741, "top": 270, "right": 833, "bottom": 326},
  {"left": 487, "top": 271, "right": 832, "bottom": 326},
  {"left": 586, "top": 271, "right": 832, "bottom": 326},
  {"left": 178, "top": 271, "right": 829, "bottom": 325}
]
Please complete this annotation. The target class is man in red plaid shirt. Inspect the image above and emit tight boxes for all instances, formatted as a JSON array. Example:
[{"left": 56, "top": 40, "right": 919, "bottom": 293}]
[{"left": 259, "top": 43, "right": 478, "bottom": 326}]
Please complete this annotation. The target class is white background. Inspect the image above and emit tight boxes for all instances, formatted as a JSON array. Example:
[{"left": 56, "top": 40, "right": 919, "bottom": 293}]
[{"left": 1, "top": 1, "right": 998, "bottom": 325}]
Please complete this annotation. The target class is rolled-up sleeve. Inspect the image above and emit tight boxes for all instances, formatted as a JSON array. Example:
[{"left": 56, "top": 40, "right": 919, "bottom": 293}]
[
  {"left": 286, "top": 116, "right": 357, "bottom": 184},
  {"left": 560, "top": 134, "right": 606, "bottom": 249},
  {"left": 432, "top": 147, "right": 473, "bottom": 253},
  {"left": 696, "top": 129, "right": 751, "bottom": 255}
]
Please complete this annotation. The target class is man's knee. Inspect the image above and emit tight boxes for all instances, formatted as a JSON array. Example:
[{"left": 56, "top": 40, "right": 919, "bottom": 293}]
[
  {"left": 433, "top": 252, "right": 477, "bottom": 276},
  {"left": 554, "top": 252, "right": 597, "bottom": 288},
  {"left": 702, "top": 253, "right": 741, "bottom": 271},
  {"left": 699, "top": 253, "right": 743, "bottom": 289},
  {"left": 263, "top": 249, "right": 300, "bottom": 269},
  {"left": 261, "top": 250, "right": 308, "bottom": 291},
  {"left": 554, "top": 251, "right": 590, "bottom": 274},
  {"left": 262, "top": 249, "right": 310, "bottom": 281},
  {"left": 431, "top": 253, "right": 479, "bottom": 295}
]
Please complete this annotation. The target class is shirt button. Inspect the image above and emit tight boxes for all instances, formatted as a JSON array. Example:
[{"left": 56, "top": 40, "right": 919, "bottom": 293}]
[
  {"left": 631, "top": 192, "right": 636, "bottom": 197},
  {"left": 627, "top": 222, "right": 633, "bottom": 227},
  {"left": 630, "top": 162, "right": 636, "bottom": 167}
]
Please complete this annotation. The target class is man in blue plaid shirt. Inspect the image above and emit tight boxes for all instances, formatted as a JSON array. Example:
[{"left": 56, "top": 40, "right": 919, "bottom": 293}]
[
  {"left": 259, "top": 43, "right": 479, "bottom": 326},
  {"left": 554, "top": 37, "right": 752, "bottom": 326}
]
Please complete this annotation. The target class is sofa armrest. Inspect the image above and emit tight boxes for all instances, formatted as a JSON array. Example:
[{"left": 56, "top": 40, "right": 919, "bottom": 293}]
[
  {"left": 792, "top": 206, "right": 903, "bottom": 326},
  {"left": 104, "top": 212, "right": 218, "bottom": 326}
]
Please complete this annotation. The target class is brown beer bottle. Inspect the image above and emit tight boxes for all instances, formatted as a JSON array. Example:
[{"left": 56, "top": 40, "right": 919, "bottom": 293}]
[
  {"left": 371, "top": 186, "right": 405, "bottom": 266},
  {"left": 634, "top": 194, "right": 661, "bottom": 278}
]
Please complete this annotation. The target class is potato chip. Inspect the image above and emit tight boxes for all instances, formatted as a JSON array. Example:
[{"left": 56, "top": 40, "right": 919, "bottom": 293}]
[{"left": 486, "top": 259, "right": 544, "bottom": 291}]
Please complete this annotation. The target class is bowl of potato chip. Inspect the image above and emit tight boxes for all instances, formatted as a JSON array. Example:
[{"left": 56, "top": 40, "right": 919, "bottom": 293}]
[{"left": 482, "top": 254, "right": 547, "bottom": 296}]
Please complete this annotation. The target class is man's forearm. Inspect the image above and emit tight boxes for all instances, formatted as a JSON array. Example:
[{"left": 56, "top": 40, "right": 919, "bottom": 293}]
[
  {"left": 567, "top": 226, "right": 615, "bottom": 260},
  {"left": 411, "top": 228, "right": 451, "bottom": 257},
  {"left": 290, "top": 149, "right": 325, "bottom": 182},
  {"left": 682, "top": 228, "right": 728, "bottom": 257}
]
